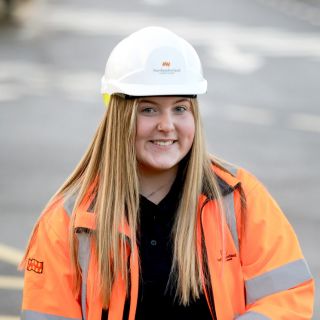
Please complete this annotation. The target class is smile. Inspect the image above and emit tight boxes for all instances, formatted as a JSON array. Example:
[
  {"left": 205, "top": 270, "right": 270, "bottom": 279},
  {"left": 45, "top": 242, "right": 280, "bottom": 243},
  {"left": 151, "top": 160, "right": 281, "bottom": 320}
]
[{"left": 151, "top": 140, "right": 176, "bottom": 146}]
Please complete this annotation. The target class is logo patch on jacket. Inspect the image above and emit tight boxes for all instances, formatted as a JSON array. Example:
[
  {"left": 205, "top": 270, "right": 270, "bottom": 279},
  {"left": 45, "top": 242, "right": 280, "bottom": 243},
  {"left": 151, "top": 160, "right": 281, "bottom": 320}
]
[
  {"left": 27, "top": 258, "right": 43, "bottom": 274},
  {"left": 217, "top": 250, "right": 237, "bottom": 262}
]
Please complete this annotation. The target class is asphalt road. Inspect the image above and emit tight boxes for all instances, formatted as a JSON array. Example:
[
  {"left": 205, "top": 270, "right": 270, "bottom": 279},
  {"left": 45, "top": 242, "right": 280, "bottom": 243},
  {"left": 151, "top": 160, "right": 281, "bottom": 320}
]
[{"left": 0, "top": 0, "right": 319, "bottom": 318}]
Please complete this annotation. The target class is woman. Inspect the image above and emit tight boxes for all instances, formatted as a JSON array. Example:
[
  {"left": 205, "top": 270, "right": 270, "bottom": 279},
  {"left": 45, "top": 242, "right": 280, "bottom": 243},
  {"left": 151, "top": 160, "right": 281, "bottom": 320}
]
[{"left": 21, "top": 26, "right": 314, "bottom": 319}]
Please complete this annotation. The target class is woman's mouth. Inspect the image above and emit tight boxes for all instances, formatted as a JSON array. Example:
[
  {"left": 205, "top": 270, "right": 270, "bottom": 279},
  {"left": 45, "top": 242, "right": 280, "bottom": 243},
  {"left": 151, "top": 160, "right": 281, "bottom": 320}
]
[{"left": 150, "top": 140, "right": 176, "bottom": 146}]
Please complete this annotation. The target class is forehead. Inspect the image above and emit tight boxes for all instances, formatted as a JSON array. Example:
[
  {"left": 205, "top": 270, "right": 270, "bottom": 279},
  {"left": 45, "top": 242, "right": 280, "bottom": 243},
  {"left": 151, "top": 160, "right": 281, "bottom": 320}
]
[{"left": 138, "top": 96, "right": 191, "bottom": 105}]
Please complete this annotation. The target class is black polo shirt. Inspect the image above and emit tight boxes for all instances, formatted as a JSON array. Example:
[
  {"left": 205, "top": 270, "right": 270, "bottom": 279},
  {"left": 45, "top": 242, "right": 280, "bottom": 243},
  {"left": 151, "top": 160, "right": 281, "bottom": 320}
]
[
  {"left": 134, "top": 173, "right": 212, "bottom": 320},
  {"left": 102, "top": 169, "right": 214, "bottom": 319}
]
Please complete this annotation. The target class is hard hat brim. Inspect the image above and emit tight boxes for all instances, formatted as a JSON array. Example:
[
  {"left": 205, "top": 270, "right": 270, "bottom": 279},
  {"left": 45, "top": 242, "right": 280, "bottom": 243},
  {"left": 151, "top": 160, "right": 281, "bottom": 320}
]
[{"left": 101, "top": 77, "right": 207, "bottom": 96}]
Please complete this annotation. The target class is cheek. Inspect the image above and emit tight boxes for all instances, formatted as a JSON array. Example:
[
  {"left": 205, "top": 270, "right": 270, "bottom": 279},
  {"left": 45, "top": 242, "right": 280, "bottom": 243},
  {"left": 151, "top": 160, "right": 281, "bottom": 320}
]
[
  {"left": 135, "top": 117, "right": 153, "bottom": 140},
  {"left": 181, "top": 118, "right": 195, "bottom": 142}
]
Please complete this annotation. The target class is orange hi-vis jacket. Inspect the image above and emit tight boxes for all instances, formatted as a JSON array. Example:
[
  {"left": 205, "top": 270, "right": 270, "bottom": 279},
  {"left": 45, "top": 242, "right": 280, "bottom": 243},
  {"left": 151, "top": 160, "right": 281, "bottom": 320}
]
[{"left": 21, "top": 166, "right": 314, "bottom": 319}]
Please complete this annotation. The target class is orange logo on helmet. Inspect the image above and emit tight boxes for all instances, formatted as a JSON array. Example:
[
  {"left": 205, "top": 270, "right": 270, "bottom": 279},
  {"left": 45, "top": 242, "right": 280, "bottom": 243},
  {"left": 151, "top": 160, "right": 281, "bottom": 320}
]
[
  {"left": 27, "top": 258, "right": 43, "bottom": 274},
  {"left": 162, "top": 61, "right": 171, "bottom": 67}
]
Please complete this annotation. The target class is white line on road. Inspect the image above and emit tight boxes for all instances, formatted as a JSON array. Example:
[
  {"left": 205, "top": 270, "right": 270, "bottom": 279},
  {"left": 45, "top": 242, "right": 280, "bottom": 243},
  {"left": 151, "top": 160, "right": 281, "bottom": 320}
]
[
  {"left": 36, "top": 5, "right": 320, "bottom": 75},
  {"left": 0, "top": 62, "right": 100, "bottom": 103},
  {"left": 0, "top": 243, "right": 24, "bottom": 266},
  {"left": 288, "top": 113, "right": 320, "bottom": 133},
  {"left": 256, "top": 0, "right": 320, "bottom": 26},
  {"left": 203, "top": 103, "right": 320, "bottom": 134},
  {"left": 141, "top": 0, "right": 169, "bottom": 6},
  {"left": 0, "top": 316, "right": 20, "bottom": 320},
  {"left": 223, "top": 105, "right": 275, "bottom": 126},
  {"left": 0, "top": 276, "right": 23, "bottom": 290}
]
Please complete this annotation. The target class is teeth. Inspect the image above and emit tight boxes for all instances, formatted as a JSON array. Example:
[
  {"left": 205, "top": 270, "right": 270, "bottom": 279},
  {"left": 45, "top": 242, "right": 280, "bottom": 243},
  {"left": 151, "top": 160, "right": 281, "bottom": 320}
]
[{"left": 152, "top": 140, "right": 174, "bottom": 146}]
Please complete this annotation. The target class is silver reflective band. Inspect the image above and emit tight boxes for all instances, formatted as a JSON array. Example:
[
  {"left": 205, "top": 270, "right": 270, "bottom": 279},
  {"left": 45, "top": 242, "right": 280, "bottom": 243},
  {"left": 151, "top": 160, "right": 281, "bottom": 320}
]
[
  {"left": 224, "top": 191, "right": 239, "bottom": 252},
  {"left": 63, "top": 193, "right": 77, "bottom": 217},
  {"left": 245, "top": 258, "right": 312, "bottom": 304},
  {"left": 235, "top": 311, "right": 270, "bottom": 319},
  {"left": 77, "top": 232, "right": 91, "bottom": 320},
  {"left": 224, "top": 163, "right": 238, "bottom": 177},
  {"left": 21, "top": 310, "right": 80, "bottom": 320}
]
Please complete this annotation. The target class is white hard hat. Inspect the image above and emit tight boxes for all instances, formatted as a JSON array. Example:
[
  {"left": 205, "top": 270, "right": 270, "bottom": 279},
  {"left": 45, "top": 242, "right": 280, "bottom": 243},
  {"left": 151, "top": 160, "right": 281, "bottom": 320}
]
[{"left": 101, "top": 26, "right": 207, "bottom": 96}]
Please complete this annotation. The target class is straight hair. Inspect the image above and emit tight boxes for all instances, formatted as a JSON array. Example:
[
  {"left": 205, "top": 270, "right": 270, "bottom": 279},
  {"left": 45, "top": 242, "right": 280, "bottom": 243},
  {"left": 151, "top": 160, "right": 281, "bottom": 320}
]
[{"left": 21, "top": 95, "right": 233, "bottom": 307}]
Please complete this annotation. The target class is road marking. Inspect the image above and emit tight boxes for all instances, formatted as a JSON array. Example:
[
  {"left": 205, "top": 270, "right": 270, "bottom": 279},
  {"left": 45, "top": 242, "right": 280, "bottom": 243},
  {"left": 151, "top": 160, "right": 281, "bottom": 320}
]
[
  {"left": 207, "top": 42, "right": 264, "bottom": 74},
  {"left": 288, "top": 113, "right": 320, "bottom": 133},
  {"left": 0, "top": 243, "right": 24, "bottom": 266},
  {"left": 0, "top": 276, "right": 23, "bottom": 290},
  {"left": 34, "top": 5, "right": 320, "bottom": 74},
  {"left": 256, "top": 0, "right": 320, "bottom": 26},
  {"left": 202, "top": 102, "right": 320, "bottom": 134},
  {"left": 0, "top": 317, "right": 20, "bottom": 320},
  {"left": 223, "top": 105, "right": 275, "bottom": 125},
  {"left": 141, "top": 0, "right": 169, "bottom": 5},
  {"left": 0, "top": 85, "right": 18, "bottom": 102},
  {"left": 0, "top": 62, "right": 100, "bottom": 102}
]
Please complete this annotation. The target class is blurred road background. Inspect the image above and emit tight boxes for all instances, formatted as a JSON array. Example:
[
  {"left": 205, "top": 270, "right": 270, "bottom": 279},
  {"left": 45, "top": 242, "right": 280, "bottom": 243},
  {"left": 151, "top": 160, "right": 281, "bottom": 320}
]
[{"left": 0, "top": 0, "right": 319, "bottom": 318}]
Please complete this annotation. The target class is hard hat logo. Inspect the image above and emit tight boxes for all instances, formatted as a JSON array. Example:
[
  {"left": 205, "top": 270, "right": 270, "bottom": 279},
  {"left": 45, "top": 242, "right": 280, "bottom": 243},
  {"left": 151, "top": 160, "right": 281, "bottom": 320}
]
[
  {"left": 153, "top": 60, "right": 181, "bottom": 76},
  {"left": 100, "top": 26, "right": 207, "bottom": 96},
  {"left": 162, "top": 61, "right": 171, "bottom": 67}
]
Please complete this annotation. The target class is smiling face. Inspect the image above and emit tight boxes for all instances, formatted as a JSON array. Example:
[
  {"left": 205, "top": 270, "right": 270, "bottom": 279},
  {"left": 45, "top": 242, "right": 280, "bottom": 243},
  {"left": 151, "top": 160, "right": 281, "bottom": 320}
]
[{"left": 135, "top": 96, "right": 195, "bottom": 174}]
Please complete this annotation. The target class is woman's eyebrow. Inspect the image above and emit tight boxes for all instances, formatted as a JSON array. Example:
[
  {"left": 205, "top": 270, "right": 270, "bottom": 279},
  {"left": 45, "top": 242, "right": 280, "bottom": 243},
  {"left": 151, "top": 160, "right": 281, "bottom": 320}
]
[
  {"left": 174, "top": 99, "right": 190, "bottom": 104},
  {"left": 138, "top": 99, "right": 159, "bottom": 105}
]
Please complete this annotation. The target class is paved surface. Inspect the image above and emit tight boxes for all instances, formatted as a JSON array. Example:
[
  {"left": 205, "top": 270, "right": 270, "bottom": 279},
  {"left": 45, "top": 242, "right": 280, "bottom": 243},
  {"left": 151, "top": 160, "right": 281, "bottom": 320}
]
[{"left": 0, "top": 0, "right": 319, "bottom": 317}]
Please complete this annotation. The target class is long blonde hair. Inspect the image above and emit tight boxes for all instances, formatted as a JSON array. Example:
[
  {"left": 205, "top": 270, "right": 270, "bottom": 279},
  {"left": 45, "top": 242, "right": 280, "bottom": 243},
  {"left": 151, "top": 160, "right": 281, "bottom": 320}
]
[{"left": 22, "top": 95, "right": 228, "bottom": 307}]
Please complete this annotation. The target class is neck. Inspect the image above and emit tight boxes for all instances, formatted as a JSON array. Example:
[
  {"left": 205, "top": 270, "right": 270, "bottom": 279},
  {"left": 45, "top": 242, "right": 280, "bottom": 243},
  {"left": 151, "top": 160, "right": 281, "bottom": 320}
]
[{"left": 138, "top": 165, "right": 178, "bottom": 204}]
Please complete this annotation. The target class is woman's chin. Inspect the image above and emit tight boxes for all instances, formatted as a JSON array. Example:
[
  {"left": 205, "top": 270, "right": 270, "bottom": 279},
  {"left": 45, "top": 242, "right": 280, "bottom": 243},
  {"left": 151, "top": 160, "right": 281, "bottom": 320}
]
[{"left": 138, "top": 160, "right": 179, "bottom": 173}]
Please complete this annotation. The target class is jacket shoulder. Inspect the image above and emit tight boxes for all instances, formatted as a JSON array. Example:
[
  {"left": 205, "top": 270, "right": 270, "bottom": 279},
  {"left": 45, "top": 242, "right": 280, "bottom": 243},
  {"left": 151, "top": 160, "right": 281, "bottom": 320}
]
[
  {"left": 32, "top": 196, "right": 73, "bottom": 244},
  {"left": 235, "top": 167, "right": 263, "bottom": 195},
  {"left": 212, "top": 160, "right": 260, "bottom": 194}
]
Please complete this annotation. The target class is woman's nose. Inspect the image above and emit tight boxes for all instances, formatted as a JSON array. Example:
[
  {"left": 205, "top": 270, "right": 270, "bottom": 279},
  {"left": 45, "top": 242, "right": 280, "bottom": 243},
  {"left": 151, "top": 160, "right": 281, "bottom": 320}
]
[{"left": 157, "top": 112, "right": 174, "bottom": 132}]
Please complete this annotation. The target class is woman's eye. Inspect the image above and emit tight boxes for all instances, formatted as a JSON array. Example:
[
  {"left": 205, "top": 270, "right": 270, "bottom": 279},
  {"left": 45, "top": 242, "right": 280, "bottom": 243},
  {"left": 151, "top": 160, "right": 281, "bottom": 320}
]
[
  {"left": 140, "top": 106, "right": 156, "bottom": 113},
  {"left": 175, "top": 105, "right": 187, "bottom": 113}
]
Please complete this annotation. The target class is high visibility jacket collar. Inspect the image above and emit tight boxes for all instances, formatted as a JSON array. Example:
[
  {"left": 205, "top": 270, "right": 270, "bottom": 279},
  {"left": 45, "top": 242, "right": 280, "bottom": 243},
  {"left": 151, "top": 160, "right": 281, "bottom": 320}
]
[
  {"left": 72, "top": 166, "right": 242, "bottom": 319},
  {"left": 73, "top": 165, "right": 240, "bottom": 232}
]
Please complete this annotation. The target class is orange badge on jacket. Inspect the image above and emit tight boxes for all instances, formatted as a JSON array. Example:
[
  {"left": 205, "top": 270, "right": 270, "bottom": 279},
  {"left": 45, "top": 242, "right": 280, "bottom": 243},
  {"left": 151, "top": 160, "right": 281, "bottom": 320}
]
[{"left": 27, "top": 258, "right": 43, "bottom": 274}]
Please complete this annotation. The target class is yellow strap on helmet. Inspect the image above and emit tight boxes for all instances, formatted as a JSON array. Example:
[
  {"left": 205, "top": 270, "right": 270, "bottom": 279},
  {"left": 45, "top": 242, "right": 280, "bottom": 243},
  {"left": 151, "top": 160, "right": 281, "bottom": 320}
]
[{"left": 102, "top": 93, "right": 110, "bottom": 107}]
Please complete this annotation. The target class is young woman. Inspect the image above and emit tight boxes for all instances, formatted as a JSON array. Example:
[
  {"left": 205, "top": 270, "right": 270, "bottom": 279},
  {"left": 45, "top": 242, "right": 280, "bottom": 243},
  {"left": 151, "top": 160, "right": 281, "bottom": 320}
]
[{"left": 21, "top": 26, "right": 314, "bottom": 320}]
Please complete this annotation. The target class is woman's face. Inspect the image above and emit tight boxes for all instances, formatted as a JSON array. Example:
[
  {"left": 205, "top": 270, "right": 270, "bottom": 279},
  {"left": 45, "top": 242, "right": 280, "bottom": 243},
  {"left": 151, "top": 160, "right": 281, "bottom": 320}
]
[{"left": 135, "top": 96, "right": 195, "bottom": 173}]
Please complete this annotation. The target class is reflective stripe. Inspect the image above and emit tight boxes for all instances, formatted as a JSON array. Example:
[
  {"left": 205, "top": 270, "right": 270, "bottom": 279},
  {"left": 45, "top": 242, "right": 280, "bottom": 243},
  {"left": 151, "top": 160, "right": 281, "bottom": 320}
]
[
  {"left": 77, "top": 232, "right": 91, "bottom": 320},
  {"left": 245, "top": 258, "right": 312, "bottom": 304},
  {"left": 21, "top": 310, "right": 80, "bottom": 320},
  {"left": 224, "top": 191, "right": 239, "bottom": 252},
  {"left": 235, "top": 311, "right": 270, "bottom": 319},
  {"left": 223, "top": 162, "right": 238, "bottom": 177},
  {"left": 221, "top": 165, "right": 239, "bottom": 252},
  {"left": 63, "top": 194, "right": 77, "bottom": 217}
]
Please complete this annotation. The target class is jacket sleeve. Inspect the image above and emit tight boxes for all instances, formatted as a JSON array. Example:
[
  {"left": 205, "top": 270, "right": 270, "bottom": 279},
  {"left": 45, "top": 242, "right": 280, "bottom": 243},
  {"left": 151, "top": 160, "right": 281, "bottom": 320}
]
[
  {"left": 236, "top": 171, "right": 314, "bottom": 320},
  {"left": 21, "top": 202, "right": 82, "bottom": 320}
]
